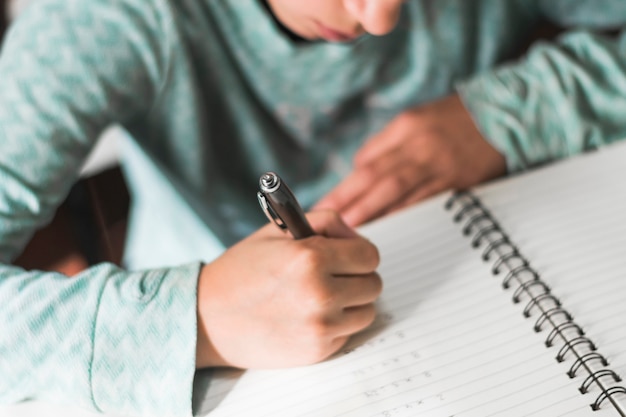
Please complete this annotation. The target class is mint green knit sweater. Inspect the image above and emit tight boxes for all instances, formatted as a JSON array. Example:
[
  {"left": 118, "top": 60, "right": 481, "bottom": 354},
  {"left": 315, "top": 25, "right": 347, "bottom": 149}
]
[{"left": 0, "top": 0, "right": 625, "bottom": 415}]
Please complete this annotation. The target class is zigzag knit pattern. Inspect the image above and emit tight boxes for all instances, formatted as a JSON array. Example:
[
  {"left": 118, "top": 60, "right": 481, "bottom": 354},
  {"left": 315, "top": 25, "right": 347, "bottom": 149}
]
[{"left": 0, "top": 0, "right": 198, "bottom": 416}]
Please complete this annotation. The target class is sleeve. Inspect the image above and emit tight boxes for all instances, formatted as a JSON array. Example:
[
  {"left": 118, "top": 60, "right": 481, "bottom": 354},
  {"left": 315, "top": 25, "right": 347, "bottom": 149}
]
[
  {"left": 0, "top": 0, "right": 200, "bottom": 416},
  {"left": 456, "top": 1, "right": 626, "bottom": 172}
]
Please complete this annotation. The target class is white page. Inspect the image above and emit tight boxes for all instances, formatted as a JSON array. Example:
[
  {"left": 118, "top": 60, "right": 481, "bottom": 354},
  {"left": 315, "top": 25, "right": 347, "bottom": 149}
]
[
  {"left": 194, "top": 158, "right": 622, "bottom": 416},
  {"left": 471, "top": 141, "right": 626, "bottom": 416}
]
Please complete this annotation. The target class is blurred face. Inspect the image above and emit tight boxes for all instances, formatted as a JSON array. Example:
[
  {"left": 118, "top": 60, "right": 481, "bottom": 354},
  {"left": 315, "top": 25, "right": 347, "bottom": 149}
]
[{"left": 265, "top": 0, "right": 405, "bottom": 42}]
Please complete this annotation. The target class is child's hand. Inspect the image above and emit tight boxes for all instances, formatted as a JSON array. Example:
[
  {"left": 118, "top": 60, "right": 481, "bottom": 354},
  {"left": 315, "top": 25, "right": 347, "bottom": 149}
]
[
  {"left": 195, "top": 210, "right": 382, "bottom": 369},
  {"left": 315, "top": 94, "right": 507, "bottom": 226}
]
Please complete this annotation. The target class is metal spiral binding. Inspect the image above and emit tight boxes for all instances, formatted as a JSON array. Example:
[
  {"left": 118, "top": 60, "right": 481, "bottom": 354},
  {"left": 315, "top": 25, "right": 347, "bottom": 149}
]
[{"left": 446, "top": 191, "right": 626, "bottom": 415}]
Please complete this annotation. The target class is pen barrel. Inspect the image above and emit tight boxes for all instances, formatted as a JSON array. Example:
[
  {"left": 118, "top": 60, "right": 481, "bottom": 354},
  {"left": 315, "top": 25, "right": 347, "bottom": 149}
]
[{"left": 266, "top": 185, "right": 315, "bottom": 239}]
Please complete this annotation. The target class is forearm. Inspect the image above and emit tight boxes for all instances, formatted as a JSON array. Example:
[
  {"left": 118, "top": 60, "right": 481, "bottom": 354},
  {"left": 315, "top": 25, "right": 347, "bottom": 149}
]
[
  {"left": 0, "top": 261, "right": 201, "bottom": 416},
  {"left": 0, "top": 0, "right": 175, "bottom": 261},
  {"left": 457, "top": 28, "right": 626, "bottom": 172},
  {"left": 0, "top": 0, "right": 201, "bottom": 414}
]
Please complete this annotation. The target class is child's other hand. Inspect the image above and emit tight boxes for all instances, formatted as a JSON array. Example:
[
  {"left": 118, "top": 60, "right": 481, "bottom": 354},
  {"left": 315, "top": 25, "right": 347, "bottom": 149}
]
[
  {"left": 314, "top": 94, "right": 506, "bottom": 226},
  {"left": 195, "top": 210, "right": 382, "bottom": 369}
]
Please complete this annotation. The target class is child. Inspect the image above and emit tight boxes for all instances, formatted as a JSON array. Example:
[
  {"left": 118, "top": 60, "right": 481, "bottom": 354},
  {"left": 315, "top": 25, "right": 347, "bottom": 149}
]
[{"left": 0, "top": 0, "right": 624, "bottom": 416}]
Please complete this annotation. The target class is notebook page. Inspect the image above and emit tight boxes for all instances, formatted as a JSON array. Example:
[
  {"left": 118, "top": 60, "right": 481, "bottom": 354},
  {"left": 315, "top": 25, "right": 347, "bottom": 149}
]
[
  {"left": 473, "top": 141, "right": 626, "bottom": 416},
  {"left": 196, "top": 190, "right": 603, "bottom": 416}
]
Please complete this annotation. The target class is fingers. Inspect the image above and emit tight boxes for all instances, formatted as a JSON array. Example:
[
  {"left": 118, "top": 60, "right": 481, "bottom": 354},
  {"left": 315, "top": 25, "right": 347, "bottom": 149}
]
[
  {"left": 314, "top": 147, "right": 410, "bottom": 215},
  {"left": 332, "top": 304, "right": 378, "bottom": 337},
  {"left": 332, "top": 272, "right": 383, "bottom": 307},
  {"left": 293, "top": 234, "right": 380, "bottom": 276},
  {"left": 313, "top": 124, "right": 412, "bottom": 214},
  {"left": 309, "top": 304, "right": 378, "bottom": 363},
  {"left": 313, "top": 170, "right": 370, "bottom": 214},
  {"left": 341, "top": 161, "right": 432, "bottom": 226},
  {"left": 316, "top": 170, "right": 441, "bottom": 228},
  {"left": 321, "top": 146, "right": 433, "bottom": 226},
  {"left": 301, "top": 275, "right": 380, "bottom": 340},
  {"left": 352, "top": 114, "right": 410, "bottom": 167},
  {"left": 257, "top": 211, "right": 379, "bottom": 275},
  {"left": 305, "top": 210, "right": 380, "bottom": 273},
  {"left": 306, "top": 210, "right": 359, "bottom": 239},
  {"left": 385, "top": 178, "right": 448, "bottom": 215}
]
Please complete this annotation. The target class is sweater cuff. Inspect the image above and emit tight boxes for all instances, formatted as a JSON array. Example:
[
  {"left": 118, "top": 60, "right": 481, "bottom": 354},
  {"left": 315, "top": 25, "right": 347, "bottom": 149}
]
[
  {"left": 91, "top": 262, "right": 201, "bottom": 417},
  {"left": 456, "top": 61, "right": 567, "bottom": 173}
]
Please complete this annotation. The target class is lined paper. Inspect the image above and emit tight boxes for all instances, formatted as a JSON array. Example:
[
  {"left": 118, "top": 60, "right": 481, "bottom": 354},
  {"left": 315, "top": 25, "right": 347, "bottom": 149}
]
[
  {"left": 196, "top": 142, "right": 626, "bottom": 417},
  {"left": 475, "top": 142, "right": 626, "bottom": 416}
]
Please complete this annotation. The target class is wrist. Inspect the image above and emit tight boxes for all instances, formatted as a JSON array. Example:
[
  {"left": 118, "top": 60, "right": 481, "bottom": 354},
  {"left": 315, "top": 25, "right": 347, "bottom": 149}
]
[{"left": 195, "top": 263, "right": 229, "bottom": 369}]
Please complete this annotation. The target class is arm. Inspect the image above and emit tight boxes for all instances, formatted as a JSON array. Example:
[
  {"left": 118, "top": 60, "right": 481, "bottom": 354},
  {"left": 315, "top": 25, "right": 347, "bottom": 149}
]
[
  {"left": 0, "top": 2, "right": 384, "bottom": 415},
  {"left": 316, "top": 3, "right": 626, "bottom": 226},
  {"left": 457, "top": 2, "right": 626, "bottom": 172},
  {"left": 0, "top": 0, "right": 200, "bottom": 415}
]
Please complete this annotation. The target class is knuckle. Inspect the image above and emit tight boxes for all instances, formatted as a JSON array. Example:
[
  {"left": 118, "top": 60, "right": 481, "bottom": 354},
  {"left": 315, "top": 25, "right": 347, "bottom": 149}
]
[
  {"left": 302, "top": 341, "right": 333, "bottom": 364},
  {"left": 366, "top": 303, "right": 378, "bottom": 321},
  {"left": 307, "top": 316, "right": 332, "bottom": 340},
  {"left": 365, "top": 243, "right": 381, "bottom": 269},
  {"left": 362, "top": 305, "right": 378, "bottom": 328},
  {"left": 316, "top": 210, "right": 343, "bottom": 228},
  {"left": 354, "top": 304, "right": 377, "bottom": 330},
  {"left": 371, "top": 273, "right": 383, "bottom": 297},
  {"left": 299, "top": 319, "right": 336, "bottom": 362},
  {"left": 327, "top": 210, "right": 344, "bottom": 224},
  {"left": 303, "top": 284, "right": 335, "bottom": 313},
  {"left": 359, "top": 164, "right": 382, "bottom": 183},
  {"left": 385, "top": 174, "right": 411, "bottom": 195},
  {"left": 294, "top": 242, "right": 327, "bottom": 272},
  {"left": 296, "top": 274, "right": 335, "bottom": 315}
]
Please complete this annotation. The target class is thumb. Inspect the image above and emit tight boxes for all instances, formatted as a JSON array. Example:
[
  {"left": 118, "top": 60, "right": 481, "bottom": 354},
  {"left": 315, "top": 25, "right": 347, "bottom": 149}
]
[{"left": 307, "top": 210, "right": 360, "bottom": 239}]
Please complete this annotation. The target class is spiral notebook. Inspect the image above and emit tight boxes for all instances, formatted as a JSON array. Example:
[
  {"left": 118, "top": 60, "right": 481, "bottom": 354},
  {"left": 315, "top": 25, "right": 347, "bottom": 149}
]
[{"left": 194, "top": 140, "right": 626, "bottom": 417}]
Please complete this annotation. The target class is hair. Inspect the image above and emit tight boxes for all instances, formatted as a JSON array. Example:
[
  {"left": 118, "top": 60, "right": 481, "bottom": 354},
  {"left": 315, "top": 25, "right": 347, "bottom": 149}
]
[{"left": 0, "top": 0, "right": 7, "bottom": 41}]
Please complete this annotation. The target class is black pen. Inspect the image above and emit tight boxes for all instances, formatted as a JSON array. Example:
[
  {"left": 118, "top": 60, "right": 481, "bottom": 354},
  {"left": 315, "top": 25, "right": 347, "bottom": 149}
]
[{"left": 257, "top": 172, "right": 315, "bottom": 239}]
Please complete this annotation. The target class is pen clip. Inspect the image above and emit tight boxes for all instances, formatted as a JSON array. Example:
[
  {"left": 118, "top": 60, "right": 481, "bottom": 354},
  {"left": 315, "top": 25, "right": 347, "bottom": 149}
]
[{"left": 257, "top": 192, "right": 288, "bottom": 230}]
